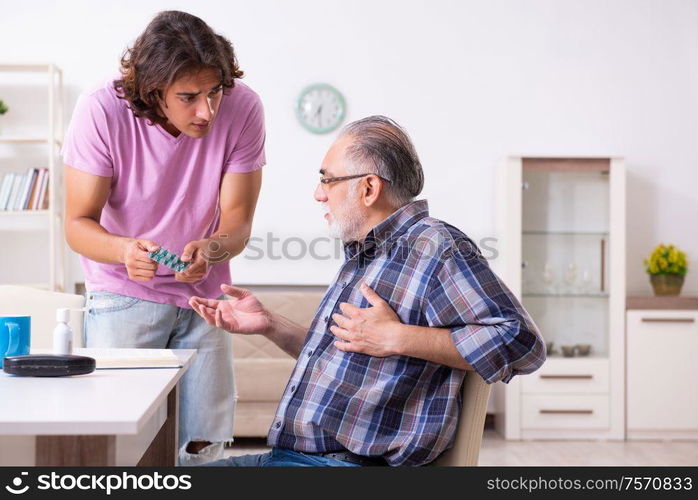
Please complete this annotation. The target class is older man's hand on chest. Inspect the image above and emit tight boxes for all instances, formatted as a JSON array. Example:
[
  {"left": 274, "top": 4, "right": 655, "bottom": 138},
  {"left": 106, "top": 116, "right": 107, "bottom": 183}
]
[{"left": 330, "top": 283, "right": 406, "bottom": 357}]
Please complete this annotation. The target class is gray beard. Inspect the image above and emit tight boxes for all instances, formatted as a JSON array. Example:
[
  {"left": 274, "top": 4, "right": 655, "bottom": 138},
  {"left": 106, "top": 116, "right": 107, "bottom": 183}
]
[{"left": 325, "top": 191, "right": 367, "bottom": 243}]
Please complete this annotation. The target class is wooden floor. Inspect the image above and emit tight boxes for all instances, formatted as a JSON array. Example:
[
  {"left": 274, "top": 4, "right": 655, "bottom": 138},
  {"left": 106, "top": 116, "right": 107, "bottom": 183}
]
[
  {"left": 479, "top": 431, "right": 698, "bottom": 466},
  {"left": 225, "top": 431, "right": 698, "bottom": 466}
]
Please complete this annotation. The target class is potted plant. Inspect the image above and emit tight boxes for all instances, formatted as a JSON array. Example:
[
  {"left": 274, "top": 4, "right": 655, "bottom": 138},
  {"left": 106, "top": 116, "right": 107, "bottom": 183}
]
[
  {"left": 644, "top": 243, "right": 688, "bottom": 296},
  {"left": 0, "top": 99, "right": 7, "bottom": 135}
]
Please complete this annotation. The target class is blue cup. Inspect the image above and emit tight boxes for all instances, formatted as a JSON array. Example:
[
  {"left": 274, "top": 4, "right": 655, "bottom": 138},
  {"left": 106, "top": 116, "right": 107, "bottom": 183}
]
[{"left": 0, "top": 316, "right": 31, "bottom": 368}]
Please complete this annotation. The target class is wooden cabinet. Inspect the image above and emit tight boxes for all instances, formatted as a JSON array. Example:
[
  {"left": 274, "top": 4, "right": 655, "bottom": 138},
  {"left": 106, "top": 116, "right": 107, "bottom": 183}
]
[{"left": 626, "top": 308, "right": 698, "bottom": 440}]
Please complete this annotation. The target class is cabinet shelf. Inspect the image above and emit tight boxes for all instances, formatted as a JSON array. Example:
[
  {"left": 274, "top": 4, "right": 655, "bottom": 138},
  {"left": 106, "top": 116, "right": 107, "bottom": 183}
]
[
  {"left": 523, "top": 292, "right": 609, "bottom": 298},
  {"left": 0, "top": 137, "right": 62, "bottom": 146},
  {"left": 0, "top": 210, "right": 50, "bottom": 216},
  {"left": 0, "top": 64, "right": 57, "bottom": 73},
  {"left": 0, "top": 211, "right": 51, "bottom": 232},
  {"left": 523, "top": 231, "right": 609, "bottom": 236}
]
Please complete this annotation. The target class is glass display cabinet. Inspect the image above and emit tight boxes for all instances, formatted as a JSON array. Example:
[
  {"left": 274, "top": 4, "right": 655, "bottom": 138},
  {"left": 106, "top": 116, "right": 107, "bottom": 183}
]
[{"left": 493, "top": 157, "right": 625, "bottom": 440}]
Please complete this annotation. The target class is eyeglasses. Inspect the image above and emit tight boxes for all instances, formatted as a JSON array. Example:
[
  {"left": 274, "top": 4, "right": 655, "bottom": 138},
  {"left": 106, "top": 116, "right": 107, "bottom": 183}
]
[{"left": 319, "top": 173, "right": 391, "bottom": 185}]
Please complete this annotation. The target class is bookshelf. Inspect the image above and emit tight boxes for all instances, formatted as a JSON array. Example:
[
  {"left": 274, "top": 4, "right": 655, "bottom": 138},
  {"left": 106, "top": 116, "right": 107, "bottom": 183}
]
[{"left": 0, "top": 63, "right": 65, "bottom": 291}]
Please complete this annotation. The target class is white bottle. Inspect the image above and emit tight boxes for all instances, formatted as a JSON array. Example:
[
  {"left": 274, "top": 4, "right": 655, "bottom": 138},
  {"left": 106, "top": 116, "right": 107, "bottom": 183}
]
[{"left": 53, "top": 308, "right": 73, "bottom": 355}]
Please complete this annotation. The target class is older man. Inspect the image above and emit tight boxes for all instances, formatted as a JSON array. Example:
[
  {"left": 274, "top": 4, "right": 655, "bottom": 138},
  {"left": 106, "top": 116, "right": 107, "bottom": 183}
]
[{"left": 191, "top": 116, "right": 545, "bottom": 467}]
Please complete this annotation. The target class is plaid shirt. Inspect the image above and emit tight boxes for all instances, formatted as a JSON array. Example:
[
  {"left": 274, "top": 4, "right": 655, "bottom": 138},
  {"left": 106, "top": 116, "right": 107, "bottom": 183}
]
[{"left": 267, "top": 200, "right": 545, "bottom": 466}]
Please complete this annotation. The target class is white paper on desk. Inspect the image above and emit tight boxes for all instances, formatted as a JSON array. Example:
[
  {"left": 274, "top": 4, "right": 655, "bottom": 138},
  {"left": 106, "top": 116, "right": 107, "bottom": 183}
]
[{"left": 83, "top": 348, "right": 182, "bottom": 369}]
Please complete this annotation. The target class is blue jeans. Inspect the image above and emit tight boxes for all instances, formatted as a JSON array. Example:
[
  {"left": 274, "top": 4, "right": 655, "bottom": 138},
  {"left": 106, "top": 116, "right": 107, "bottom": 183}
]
[
  {"left": 203, "top": 447, "right": 362, "bottom": 467},
  {"left": 84, "top": 291, "right": 236, "bottom": 466}
]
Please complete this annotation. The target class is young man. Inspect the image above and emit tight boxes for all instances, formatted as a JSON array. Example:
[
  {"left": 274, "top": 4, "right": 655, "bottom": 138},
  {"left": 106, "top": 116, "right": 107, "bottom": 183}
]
[
  {"left": 62, "top": 11, "right": 265, "bottom": 465},
  {"left": 191, "top": 116, "right": 545, "bottom": 467}
]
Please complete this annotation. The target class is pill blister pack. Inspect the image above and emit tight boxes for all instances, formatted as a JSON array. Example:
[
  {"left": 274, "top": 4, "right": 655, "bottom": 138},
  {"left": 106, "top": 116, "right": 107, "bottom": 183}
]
[{"left": 149, "top": 248, "right": 190, "bottom": 273}]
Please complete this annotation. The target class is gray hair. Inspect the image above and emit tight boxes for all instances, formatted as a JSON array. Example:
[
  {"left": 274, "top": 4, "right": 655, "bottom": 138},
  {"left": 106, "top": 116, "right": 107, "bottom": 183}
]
[{"left": 339, "top": 115, "right": 424, "bottom": 207}]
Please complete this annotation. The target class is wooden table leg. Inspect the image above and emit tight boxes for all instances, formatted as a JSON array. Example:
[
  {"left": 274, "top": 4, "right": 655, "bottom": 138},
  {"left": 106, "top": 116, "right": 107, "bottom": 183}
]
[
  {"left": 137, "top": 384, "right": 179, "bottom": 466},
  {"left": 36, "top": 435, "right": 116, "bottom": 466}
]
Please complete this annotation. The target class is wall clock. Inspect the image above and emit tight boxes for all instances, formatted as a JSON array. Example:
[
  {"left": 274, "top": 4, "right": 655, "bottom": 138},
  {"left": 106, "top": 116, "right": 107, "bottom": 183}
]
[{"left": 295, "top": 83, "right": 346, "bottom": 134}]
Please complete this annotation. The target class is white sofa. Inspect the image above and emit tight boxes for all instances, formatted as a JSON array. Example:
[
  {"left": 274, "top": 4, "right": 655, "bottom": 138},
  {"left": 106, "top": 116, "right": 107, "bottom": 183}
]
[{"left": 231, "top": 291, "right": 324, "bottom": 437}]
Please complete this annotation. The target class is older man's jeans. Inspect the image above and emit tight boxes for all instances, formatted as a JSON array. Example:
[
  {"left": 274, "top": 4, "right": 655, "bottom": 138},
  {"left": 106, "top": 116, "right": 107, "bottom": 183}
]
[
  {"left": 202, "top": 447, "right": 362, "bottom": 467},
  {"left": 83, "top": 291, "right": 236, "bottom": 466}
]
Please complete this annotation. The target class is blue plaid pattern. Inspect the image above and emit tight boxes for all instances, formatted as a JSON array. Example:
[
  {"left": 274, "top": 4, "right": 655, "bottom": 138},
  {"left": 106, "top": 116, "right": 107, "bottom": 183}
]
[{"left": 267, "top": 200, "right": 545, "bottom": 466}]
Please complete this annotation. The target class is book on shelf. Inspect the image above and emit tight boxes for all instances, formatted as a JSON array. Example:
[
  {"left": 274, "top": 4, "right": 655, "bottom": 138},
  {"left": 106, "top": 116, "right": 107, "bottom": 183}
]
[
  {"left": 0, "top": 168, "right": 49, "bottom": 211},
  {"left": 26, "top": 171, "right": 38, "bottom": 209},
  {"left": 13, "top": 170, "right": 29, "bottom": 211},
  {"left": 2, "top": 170, "right": 24, "bottom": 211},
  {"left": 0, "top": 172, "right": 14, "bottom": 210},
  {"left": 20, "top": 168, "right": 37, "bottom": 210},
  {"left": 79, "top": 348, "right": 183, "bottom": 369},
  {"left": 35, "top": 169, "right": 46, "bottom": 209},
  {"left": 8, "top": 174, "right": 22, "bottom": 211},
  {"left": 32, "top": 168, "right": 48, "bottom": 210},
  {"left": 27, "top": 169, "right": 41, "bottom": 210},
  {"left": 6, "top": 173, "right": 23, "bottom": 211},
  {"left": 37, "top": 168, "right": 49, "bottom": 210}
]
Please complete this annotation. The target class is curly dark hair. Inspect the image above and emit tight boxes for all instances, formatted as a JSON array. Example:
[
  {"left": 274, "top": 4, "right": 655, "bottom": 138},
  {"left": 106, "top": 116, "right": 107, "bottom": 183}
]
[{"left": 113, "top": 10, "right": 244, "bottom": 125}]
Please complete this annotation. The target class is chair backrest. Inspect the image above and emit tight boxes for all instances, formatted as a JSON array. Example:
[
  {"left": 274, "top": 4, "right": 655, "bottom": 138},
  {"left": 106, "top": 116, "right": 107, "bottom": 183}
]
[
  {"left": 0, "top": 286, "right": 85, "bottom": 350},
  {"left": 434, "top": 371, "right": 491, "bottom": 466}
]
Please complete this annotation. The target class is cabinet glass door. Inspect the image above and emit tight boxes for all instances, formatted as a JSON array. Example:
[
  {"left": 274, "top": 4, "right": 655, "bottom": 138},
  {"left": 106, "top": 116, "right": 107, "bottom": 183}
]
[{"left": 521, "top": 163, "right": 610, "bottom": 358}]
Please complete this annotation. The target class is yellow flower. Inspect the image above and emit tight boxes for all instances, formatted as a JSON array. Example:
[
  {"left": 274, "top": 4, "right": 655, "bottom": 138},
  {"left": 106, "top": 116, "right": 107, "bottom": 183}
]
[{"left": 646, "top": 243, "right": 689, "bottom": 276}]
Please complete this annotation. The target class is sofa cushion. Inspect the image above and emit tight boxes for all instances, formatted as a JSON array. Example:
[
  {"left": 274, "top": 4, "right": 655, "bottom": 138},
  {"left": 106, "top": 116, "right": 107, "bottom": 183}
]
[
  {"left": 234, "top": 359, "right": 297, "bottom": 401},
  {"left": 231, "top": 291, "right": 325, "bottom": 360},
  {"left": 230, "top": 291, "right": 325, "bottom": 438},
  {"left": 233, "top": 334, "right": 290, "bottom": 359},
  {"left": 255, "top": 291, "right": 324, "bottom": 328},
  {"left": 233, "top": 401, "right": 281, "bottom": 437}
]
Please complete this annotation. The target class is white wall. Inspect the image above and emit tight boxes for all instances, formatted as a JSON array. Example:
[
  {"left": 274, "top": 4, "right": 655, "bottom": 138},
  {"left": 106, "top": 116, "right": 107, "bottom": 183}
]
[{"left": 1, "top": 0, "right": 697, "bottom": 293}]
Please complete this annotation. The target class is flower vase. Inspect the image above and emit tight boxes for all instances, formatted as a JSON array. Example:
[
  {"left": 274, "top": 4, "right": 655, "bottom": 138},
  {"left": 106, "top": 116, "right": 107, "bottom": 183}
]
[{"left": 650, "top": 274, "right": 684, "bottom": 296}]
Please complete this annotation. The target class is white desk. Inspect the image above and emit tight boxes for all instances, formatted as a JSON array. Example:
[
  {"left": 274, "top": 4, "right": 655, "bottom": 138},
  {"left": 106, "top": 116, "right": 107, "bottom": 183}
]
[{"left": 0, "top": 348, "right": 195, "bottom": 466}]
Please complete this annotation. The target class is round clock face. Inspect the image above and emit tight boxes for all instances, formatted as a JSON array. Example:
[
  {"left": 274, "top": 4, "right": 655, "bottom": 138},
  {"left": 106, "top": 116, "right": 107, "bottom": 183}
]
[{"left": 295, "top": 83, "right": 346, "bottom": 134}]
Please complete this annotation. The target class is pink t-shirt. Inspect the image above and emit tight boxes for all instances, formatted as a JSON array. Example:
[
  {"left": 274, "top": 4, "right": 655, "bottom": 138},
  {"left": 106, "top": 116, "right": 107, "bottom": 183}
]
[{"left": 62, "top": 79, "right": 266, "bottom": 308}]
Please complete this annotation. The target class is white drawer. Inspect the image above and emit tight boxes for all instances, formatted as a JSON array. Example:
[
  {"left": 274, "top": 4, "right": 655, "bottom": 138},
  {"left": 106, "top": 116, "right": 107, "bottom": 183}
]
[
  {"left": 522, "top": 394, "right": 610, "bottom": 430},
  {"left": 522, "top": 358, "right": 609, "bottom": 394}
]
